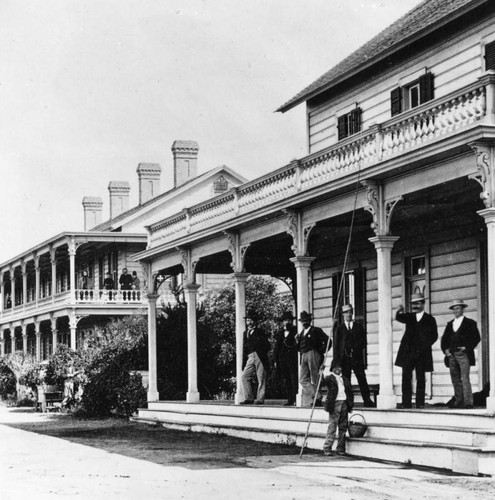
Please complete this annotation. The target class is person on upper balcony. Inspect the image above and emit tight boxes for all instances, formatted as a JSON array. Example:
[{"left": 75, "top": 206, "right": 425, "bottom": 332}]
[
  {"left": 103, "top": 272, "right": 114, "bottom": 290},
  {"left": 119, "top": 268, "right": 133, "bottom": 291},
  {"left": 131, "top": 271, "right": 141, "bottom": 290},
  {"left": 78, "top": 270, "right": 93, "bottom": 290}
]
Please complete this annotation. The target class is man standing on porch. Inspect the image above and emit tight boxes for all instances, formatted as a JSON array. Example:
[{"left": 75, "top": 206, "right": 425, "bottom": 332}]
[
  {"left": 441, "top": 299, "right": 481, "bottom": 409},
  {"left": 240, "top": 311, "right": 270, "bottom": 405},
  {"left": 297, "top": 311, "right": 329, "bottom": 407},
  {"left": 333, "top": 304, "right": 375, "bottom": 407},
  {"left": 395, "top": 293, "right": 438, "bottom": 409}
]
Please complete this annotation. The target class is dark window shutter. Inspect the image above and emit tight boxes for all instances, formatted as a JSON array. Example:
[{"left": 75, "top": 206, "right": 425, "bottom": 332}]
[
  {"left": 350, "top": 108, "right": 362, "bottom": 135},
  {"left": 337, "top": 115, "right": 347, "bottom": 140},
  {"left": 485, "top": 41, "right": 495, "bottom": 70},
  {"left": 419, "top": 72, "right": 434, "bottom": 104},
  {"left": 391, "top": 87, "right": 402, "bottom": 116},
  {"left": 332, "top": 272, "right": 343, "bottom": 316},
  {"left": 353, "top": 268, "right": 367, "bottom": 328}
]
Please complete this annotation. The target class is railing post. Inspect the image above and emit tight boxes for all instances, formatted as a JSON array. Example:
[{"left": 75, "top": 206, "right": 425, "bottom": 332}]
[{"left": 478, "top": 71, "right": 495, "bottom": 126}]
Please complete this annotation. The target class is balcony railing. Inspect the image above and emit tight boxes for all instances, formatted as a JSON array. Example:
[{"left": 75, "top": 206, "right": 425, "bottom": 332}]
[
  {"left": 146, "top": 79, "right": 492, "bottom": 247},
  {"left": 74, "top": 289, "right": 144, "bottom": 304}
]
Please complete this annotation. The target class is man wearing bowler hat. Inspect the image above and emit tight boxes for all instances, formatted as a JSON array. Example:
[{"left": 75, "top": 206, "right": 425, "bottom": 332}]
[
  {"left": 395, "top": 293, "right": 438, "bottom": 409},
  {"left": 240, "top": 310, "right": 270, "bottom": 405},
  {"left": 441, "top": 299, "right": 480, "bottom": 409},
  {"left": 297, "top": 311, "right": 329, "bottom": 407},
  {"left": 333, "top": 304, "right": 375, "bottom": 407},
  {"left": 274, "top": 311, "right": 299, "bottom": 406}
]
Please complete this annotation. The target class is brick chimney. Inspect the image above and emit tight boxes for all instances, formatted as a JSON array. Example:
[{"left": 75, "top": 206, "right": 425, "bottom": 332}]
[
  {"left": 171, "top": 140, "right": 199, "bottom": 188},
  {"left": 137, "top": 163, "right": 161, "bottom": 204},
  {"left": 108, "top": 181, "right": 130, "bottom": 219},
  {"left": 82, "top": 197, "right": 103, "bottom": 230}
]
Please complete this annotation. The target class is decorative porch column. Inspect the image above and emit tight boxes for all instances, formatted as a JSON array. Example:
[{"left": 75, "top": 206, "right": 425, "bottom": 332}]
[
  {"left": 34, "top": 255, "right": 40, "bottom": 305},
  {"left": 364, "top": 180, "right": 402, "bottom": 409},
  {"left": 21, "top": 323, "right": 27, "bottom": 354},
  {"left": 184, "top": 283, "right": 201, "bottom": 403},
  {"left": 21, "top": 261, "right": 27, "bottom": 308},
  {"left": 290, "top": 257, "right": 316, "bottom": 317},
  {"left": 34, "top": 319, "right": 41, "bottom": 362},
  {"left": 69, "top": 314, "right": 77, "bottom": 350},
  {"left": 225, "top": 231, "right": 251, "bottom": 405},
  {"left": 370, "top": 236, "right": 400, "bottom": 408},
  {"left": 51, "top": 316, "right": 58, "bottom": 354},
  {"left": 10, "top": 325, "right": 15, "bottom": 353},
  {"left": 146, "top": 292, "right": 160, "bottom": 401},
  {"left": 50, "top": 247, "right": 57, "bottom": 299},
  {"left": 0, "top": 272, "right": 4, "bottom": 313},
  {"left": 232, "top": 272, "right": 250, "bottom": 404},
  {"left": 0, "top": 330, "right": 4, "bottom": 356},
  {"left": 68, "top": 242, "right": 77, "bottom": 301},
  {"left": 10, "top": 267, "right": 16, "bottom": 308}
]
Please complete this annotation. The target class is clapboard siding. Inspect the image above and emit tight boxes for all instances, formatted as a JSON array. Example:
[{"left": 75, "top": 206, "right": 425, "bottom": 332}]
[{"left": 307, "top": 16, "right": 495, "bottom": 154}]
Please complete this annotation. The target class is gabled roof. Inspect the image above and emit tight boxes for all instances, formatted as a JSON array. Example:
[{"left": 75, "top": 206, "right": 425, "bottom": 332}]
[
  {"left": 277, "top": 0, "right": 487, "bottom": 113},
  {"left": 91, "top": 165, "right": 247, "bottom": 232}
]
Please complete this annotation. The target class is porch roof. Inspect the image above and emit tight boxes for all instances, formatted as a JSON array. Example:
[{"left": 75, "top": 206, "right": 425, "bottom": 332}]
[
  {"left": 0, "top": 232, "right": 147, "bottom": 269},
  {"left": 276, "top": 0, "right": 487, "bottom": 113}
]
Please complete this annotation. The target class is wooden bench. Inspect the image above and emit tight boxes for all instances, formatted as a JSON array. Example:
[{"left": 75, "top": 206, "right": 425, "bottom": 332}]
[{"left": 37, "top": 390, "right": 64, "bottom": 413}]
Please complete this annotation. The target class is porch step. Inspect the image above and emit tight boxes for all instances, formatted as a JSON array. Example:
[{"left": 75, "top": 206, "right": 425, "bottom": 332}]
[{"left": 135, "top": 403, "right": 495, "bottom": 476}]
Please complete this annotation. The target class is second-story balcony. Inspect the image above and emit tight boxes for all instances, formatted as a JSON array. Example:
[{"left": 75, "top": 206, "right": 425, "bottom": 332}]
[{"left": 147, "top": 74, "right": 495, "bottom": 250}]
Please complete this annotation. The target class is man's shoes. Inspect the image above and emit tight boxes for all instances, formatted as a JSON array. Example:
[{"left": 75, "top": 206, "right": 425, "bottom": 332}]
[
  {"left": 254, "top": 400, "right": 264, "bottom": 405},
  {"left": 240, "top": 400, "right": 254, "bottom": 405},
  {"left": 364, "top": 401, "right": 376, "bottom": 408},
  {"left": 416, "top": 404, "right": 425, "bottom": 409},
  {"left": 283, "top": 401, "right": 295, "bottom": 406},
  {"left": 465, "top": 404, "right": 474, "bottom": 409},
  {"left": 314, "top": 399, "right": 323, "bottom": 407},
  {"left": 323, "top": 450, "right": 334, "bottom": 456},
  {"left": 397, "top": 403, "right": 412, "bottom": 409},
  {"left": 336, "top": 451, "right": 346, "bottom": 456}
]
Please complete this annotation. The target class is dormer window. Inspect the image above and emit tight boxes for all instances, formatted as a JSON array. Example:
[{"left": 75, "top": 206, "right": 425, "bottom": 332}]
[
  {"left": 213, "top": 175, "right": 228, "bottom": 193},
  {"left": 391, "top": 72, "right": 434, "bottom": 116},
  {"left": 337, "top": 108, "right": 362, "bottom": 141}
]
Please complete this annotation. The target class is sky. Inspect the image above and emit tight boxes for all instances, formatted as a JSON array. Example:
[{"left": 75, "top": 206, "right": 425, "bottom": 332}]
[{"left": 0, "top": 0, "right": 420, "bottom": 263}]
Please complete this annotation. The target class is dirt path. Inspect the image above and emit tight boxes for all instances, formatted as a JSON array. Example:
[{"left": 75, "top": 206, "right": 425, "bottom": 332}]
[{"left": 1, "top": 407, "right": 495, "bottom": 499}]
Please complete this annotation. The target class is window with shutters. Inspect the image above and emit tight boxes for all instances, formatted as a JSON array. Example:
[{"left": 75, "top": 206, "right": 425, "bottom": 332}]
[
  {"left": 337, "top": 108, "right": 362, "bottom": 140},
  {"left": 391, "top": 72, "right": 434, "bottom": 116},
  {"left": 485, "top": 40, "right": 495, "bottom": 71}
]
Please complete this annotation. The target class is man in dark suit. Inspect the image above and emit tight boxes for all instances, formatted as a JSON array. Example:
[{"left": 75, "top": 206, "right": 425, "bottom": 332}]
[
  {"left": 240, "top": 311, "right": 270, "bottom": 405},
  {"left": 297, "top": 311, "right": 329, "bottom": 407},
  {"left": 274, "top": 311, "right": 298, "bottom": 406},
  {"left": 441, "top": 299, "right": 481, "bottom": 409},
  {"left": 333, "top": 304, "right": 375, "bottom": 407},
  {"left": 395, "top": 293, "right": 438, "bottom": 409}
]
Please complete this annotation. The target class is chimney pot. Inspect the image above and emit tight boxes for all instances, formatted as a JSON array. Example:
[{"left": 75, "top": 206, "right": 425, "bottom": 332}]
[
  {"left": 82, "top": 197, "right": 103, "bottom": 230},
  {"left": 137, "top": 163, "right": 161, "bottom": 204},
  {"left": 108, "top": 181, "right": 130, "bottom": 219},
  {"left": 171, "top": 140, "right": 199, "bottom": 188}
]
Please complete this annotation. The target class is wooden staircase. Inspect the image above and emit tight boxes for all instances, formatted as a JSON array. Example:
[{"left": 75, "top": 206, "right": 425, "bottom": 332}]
[{"left": 134, "top": 401, "right": 495, "bottom": 476}]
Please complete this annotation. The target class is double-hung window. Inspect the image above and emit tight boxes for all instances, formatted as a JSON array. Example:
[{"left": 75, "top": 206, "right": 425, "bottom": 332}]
[
  {"left": 337, "top": 108, "right": 362, "bottom": 141},
  {"left": 391, "top": 72, "right": 434, "bottom": 116}
]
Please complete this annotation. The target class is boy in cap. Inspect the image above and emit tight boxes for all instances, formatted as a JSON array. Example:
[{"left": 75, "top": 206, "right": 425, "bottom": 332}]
[
  {"left": 441, "top": 299, "right": 480, "bottom": 409},
  {"left": 395, "top": 293, "right": 438, "bottom": 409},
  {"left": 322, "top": 360, "right": 353, "bottom": 456}
]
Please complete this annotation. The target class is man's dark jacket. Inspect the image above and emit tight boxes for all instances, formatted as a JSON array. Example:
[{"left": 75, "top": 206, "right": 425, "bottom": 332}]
[
  {"left": 297, "top": 326, "right": 329, "bottom": 355},
  {"left": 243, "top": 327, "right": 270, "bottom": 371},
  {"left": 395, "top": 311, "right": 438, "bottom": 371},
  {"left": 441, "top": 316, "right": 480, "bottom": 366},
  {"left": 273, "top": 325, "right": 298, "bottom": 365},
  {"left": 333, "top": 321, "right": 367, "bottom": 369},
  {"left": 323, "top": 373, "right": 354, "bottom": 413}
]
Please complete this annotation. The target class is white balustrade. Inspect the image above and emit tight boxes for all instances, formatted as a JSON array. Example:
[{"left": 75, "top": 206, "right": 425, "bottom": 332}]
[
  {"left": 148, "top": 80, "right": 489, "bottom": 248},
  {"left": 74, "top": 289, "right": 145, "bottom": 304}
]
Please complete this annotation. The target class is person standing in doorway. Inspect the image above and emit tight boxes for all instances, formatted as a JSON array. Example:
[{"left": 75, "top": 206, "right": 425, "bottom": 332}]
[
  {"left": 297, "top": 311, "right": 329, "bottom": 407},
  {"left": 241, "top": 311, "right": 270, "bottom": 405},
  {"left": 333, "top": 304, "right": 375, "bottom": 407},
  {"left": 274, "top": 311, "right": 298, "bottom": 406},
  {"left": 441, "top": 299, "right": 480, "bottom": 409},
  {"left": 395, "top": 293, "right": 438, "bottom": 409}
]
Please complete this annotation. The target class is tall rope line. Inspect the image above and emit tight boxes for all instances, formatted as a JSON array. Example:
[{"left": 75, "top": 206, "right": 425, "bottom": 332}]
[{"left": 299, "top": 165, "right": 363, "bottom": 458}]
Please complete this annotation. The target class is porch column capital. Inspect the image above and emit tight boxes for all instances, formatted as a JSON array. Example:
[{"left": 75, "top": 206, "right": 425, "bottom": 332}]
[
  {"left": 230, "top": 272, "right": 250, "bottom": 283},
  {"left": 290, "top": 256, "right": 316, "bottom": 269},
  {"left": 369, "top": 235, "right": 400, "bottom": 249},
  {"left": 183, "top": 283, "right": 201, "bottom": 293},
  {"left": 146, "top": 292, "right": 160, "bottom": 303}
]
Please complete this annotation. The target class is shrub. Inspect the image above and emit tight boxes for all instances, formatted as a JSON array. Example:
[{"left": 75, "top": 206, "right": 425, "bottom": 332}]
[{"left": 0, "top": 357, "right": 16, "bottom": 401}]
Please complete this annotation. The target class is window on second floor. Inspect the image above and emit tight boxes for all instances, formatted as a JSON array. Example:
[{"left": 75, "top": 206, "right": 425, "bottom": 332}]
[
  {"left": 337, "top": 108, "right": 362, "bottom": 141},
  {"left": 391, "top": 72, "right": 434, "bottom": 117},
  {"left": 485, "top": 40, "right": 495, "bottom": 71}
]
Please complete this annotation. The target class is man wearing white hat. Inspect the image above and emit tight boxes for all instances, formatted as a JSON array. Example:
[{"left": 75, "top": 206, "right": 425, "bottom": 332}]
[
  {"left": 441, "top": 299, "right": 481, "bottom": 409},
  {"left": 395, "top": 293, "right": 438, "bottom": 409}
]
